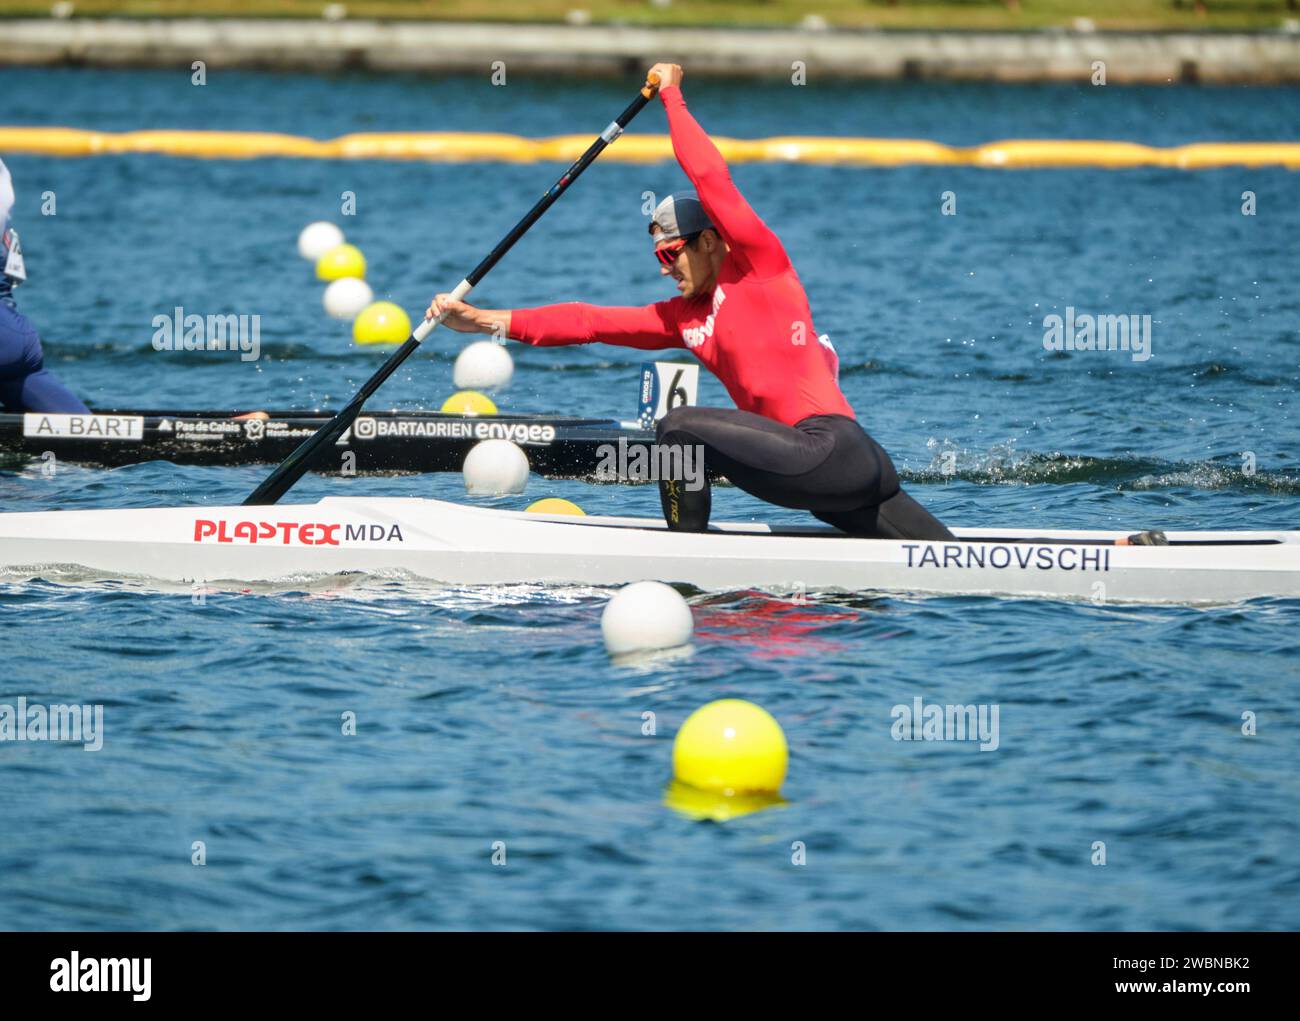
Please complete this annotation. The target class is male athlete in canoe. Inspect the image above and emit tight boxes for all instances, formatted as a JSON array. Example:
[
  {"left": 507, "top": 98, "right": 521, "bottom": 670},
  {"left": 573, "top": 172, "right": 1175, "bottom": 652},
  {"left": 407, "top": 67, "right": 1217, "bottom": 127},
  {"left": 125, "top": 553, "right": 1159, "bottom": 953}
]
[
  {"left": 429, "top": 63, "right": 953, "bottom": 540},
  {"left": 0, "top": 157, "right": 88, "bottom": 414}
]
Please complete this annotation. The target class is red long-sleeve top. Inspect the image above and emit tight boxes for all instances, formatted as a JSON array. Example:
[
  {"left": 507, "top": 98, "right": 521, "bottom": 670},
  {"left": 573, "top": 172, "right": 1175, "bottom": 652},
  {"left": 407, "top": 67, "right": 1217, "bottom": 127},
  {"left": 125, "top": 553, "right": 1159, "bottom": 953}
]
[{"left": 509, "top": 85, "right": 854, "bottom": 427}]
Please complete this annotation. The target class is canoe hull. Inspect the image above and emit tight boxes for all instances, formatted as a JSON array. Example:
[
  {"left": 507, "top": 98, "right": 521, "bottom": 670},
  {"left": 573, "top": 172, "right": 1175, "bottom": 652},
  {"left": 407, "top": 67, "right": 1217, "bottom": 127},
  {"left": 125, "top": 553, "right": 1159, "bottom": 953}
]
[{"left": 0, "top": 496, "right": 1297, "bottom": 605}]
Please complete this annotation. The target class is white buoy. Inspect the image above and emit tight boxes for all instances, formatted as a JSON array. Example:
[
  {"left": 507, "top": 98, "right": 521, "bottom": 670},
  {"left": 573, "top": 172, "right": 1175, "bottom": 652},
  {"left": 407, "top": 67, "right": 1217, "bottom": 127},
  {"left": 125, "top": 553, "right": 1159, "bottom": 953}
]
[
  {"left": 322, "top": 277, "right": 374, "bottom": 320},
  {"left": 462, "top": 439, "right": 529, "bottom": 495},
  {"left": 601, "top": 581, "right": 694, "bottom": 656},
  {"left": 453, "top": 340, "right": 514, "bottom": 390},
  {"left": 297, "top": 221, "right": 345, "bottom": 261}
]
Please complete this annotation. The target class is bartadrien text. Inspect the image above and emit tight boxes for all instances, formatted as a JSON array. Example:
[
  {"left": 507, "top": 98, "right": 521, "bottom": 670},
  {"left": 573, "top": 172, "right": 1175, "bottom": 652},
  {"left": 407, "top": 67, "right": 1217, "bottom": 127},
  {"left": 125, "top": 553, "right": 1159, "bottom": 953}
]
[{"left": 904, "top": 543, "right": 1111, "bottom": 572}]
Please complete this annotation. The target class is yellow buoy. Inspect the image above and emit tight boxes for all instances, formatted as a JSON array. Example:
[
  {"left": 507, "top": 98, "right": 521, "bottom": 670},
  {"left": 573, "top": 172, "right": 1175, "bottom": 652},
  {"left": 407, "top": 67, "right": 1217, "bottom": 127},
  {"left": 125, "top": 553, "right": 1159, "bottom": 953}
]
[
  {"left": 440, "top": 390, "right": 498, "bottom": 415},
  {"left": 526, "top": 498, "right": 586, "bottom": 516},
  {"left": 353, "top": 301, "right": 411, "bottom": 345},
  {"left": 663, "top": 779, "right": 783, "bottom": 822},
  {"left": 315, "top": 243, "right": 366, "bottom": 281},
  {"left": 673, "top": 699, "right": 788, "bottom": 796}
]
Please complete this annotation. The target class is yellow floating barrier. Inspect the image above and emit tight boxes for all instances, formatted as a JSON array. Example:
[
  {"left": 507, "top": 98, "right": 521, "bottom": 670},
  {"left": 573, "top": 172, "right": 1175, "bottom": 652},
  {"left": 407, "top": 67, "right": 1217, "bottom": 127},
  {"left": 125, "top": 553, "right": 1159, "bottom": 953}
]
[
  {"left": 1, "top": 127, "right": 1296, "bottom": 170},
  {"left": 710, "top": 137, "right": 769, "bottom": 164},
  {"left": 760, "top": 136, "right": 961, "bottom": 166},
  {"left": 532, "top": 132, "right": 678, "bottom": 163},
  {"left": 331, "top": 132, "right": 539, "bottom": 162},
  {"left": 1169, "top": 142, "right": 1300, "bottom": 170},
  {"left": 0, "top": 126, "right": 105, "bottom": 157},
  {"left": 109, "top": 130, "right": 332, "bottom": 160},
  {"left": 970, "top": 139, "right": 1162, "bottom": 169}
]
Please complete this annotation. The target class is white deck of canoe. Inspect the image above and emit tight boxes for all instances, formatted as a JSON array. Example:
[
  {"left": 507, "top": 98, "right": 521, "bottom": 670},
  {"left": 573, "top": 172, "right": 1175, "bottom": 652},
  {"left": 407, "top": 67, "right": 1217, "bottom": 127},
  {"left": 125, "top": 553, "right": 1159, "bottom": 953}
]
[{"left": 0, "top": 496, "right": 1296, "bottom": 605}]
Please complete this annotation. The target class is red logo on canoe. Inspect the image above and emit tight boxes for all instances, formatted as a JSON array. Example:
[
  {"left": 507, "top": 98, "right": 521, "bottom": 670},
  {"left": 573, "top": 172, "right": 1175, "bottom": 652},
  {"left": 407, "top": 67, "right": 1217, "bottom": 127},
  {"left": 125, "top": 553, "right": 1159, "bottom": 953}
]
[{"left": 193, "top": 520, "right": 404, "bottom": 545}]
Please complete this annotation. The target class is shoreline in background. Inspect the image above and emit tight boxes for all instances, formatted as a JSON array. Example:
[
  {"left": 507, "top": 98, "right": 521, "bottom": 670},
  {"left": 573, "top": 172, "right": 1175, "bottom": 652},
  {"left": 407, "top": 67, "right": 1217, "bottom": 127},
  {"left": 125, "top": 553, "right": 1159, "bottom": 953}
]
[
  {"left": 4, "top": 0, "right": 1300, "bottom": 32},
  {"left": 2, "top": 18, "right": 1300, "bottom": 83}
]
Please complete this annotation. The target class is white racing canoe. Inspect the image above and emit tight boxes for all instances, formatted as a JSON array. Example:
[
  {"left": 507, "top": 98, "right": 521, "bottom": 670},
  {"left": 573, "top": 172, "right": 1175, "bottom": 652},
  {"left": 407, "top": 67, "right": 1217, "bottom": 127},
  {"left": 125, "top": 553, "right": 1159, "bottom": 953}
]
[{"left": 0, "top": 496, "right": 1297, "bottom": 605}]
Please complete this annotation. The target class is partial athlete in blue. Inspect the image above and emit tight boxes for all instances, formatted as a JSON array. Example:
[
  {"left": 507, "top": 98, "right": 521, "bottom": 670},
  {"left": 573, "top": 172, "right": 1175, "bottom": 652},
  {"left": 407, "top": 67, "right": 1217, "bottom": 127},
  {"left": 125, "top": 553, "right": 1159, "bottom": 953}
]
[{"left": 0, "top": 157, "right": 88, "bottom": 414}]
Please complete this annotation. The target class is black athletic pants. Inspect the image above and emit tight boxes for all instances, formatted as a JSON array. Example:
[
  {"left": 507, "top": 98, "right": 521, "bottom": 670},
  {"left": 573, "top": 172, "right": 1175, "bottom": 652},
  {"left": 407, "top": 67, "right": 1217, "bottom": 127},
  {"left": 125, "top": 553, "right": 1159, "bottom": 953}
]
[{"left": 655, "top": 406, "right": 955, "bottom": 541}]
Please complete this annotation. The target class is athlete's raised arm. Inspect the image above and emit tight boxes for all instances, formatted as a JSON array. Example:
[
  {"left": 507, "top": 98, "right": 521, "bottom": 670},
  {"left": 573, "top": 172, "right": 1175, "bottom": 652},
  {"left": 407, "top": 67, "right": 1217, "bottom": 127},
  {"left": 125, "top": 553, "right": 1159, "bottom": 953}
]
[{"left": 649, "top": 63, "right": 790, "bottom": 279}]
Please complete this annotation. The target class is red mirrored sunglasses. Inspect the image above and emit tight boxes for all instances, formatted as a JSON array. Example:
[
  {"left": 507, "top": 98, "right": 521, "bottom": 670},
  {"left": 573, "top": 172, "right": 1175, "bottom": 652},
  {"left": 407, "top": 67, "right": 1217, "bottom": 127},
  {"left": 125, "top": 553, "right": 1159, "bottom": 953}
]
[{"left": 654, "top": 232, "right": 701, "bottom": 268}]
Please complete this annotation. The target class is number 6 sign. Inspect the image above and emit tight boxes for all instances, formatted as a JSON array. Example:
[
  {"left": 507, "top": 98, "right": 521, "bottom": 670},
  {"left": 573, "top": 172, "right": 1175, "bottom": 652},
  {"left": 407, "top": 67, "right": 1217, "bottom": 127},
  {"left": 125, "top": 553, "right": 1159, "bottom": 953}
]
[{"left": 637, "top": 361, "right": 699, "bottom": 429}]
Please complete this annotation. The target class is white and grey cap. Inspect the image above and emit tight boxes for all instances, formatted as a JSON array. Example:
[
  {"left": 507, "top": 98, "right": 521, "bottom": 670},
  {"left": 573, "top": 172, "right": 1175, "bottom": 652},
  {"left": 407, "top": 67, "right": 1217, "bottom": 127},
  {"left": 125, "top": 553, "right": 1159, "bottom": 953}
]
[{"left": 649, "top": 191, "right": 714, "bottom": 242}]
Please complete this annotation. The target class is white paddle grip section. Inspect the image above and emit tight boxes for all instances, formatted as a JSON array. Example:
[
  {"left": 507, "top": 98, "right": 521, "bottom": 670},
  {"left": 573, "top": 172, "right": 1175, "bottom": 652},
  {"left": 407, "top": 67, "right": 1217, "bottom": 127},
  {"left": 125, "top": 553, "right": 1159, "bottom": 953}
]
[{"left": 413, "top": 278, "right": 474, "bottom": 343}]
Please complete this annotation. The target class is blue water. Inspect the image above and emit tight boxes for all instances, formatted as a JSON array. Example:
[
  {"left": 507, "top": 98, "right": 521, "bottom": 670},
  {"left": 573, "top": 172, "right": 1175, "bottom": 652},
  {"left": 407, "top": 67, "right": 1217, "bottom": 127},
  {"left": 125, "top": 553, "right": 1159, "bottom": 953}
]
[{"left": 2, "top": 70, "right": 1298, "bottom": 931}]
